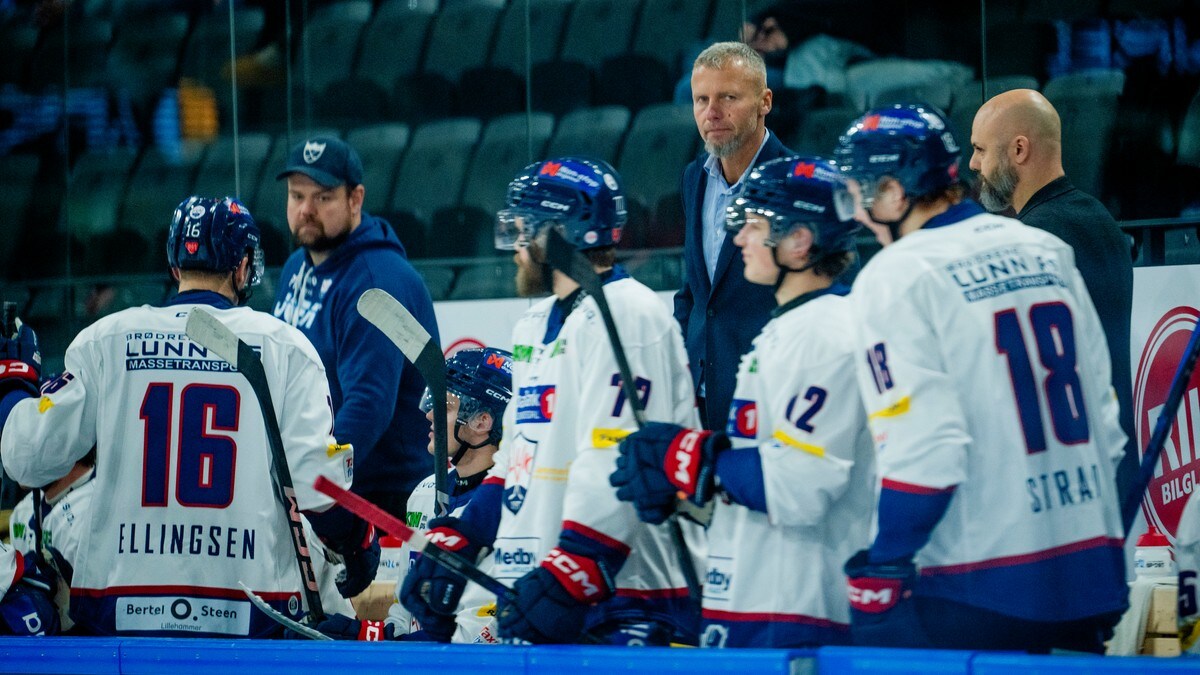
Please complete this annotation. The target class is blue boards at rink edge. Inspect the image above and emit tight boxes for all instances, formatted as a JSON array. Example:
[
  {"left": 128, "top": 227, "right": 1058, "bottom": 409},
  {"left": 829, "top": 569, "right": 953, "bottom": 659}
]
[{"left": 3, "top": 639, "right": 1200, "bottom": 674}]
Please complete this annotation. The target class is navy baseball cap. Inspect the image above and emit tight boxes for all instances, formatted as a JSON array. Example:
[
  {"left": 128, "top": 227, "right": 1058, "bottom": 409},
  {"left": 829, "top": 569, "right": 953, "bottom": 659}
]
[{"left": 276, "top": 136, "right": 363, "bottom": 189}]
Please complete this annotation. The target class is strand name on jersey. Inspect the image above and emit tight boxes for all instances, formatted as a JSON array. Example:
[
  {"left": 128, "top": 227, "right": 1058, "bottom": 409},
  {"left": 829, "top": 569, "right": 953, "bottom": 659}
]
[
  {"left": 117, "top": 521, "right": 257, "bottom": 560},
  {"left": 1026, "top": 462, "right": 1104, "bottom": 514},
  {"left": 941, "top": 246, "right": 1067, "bottom": 303}
]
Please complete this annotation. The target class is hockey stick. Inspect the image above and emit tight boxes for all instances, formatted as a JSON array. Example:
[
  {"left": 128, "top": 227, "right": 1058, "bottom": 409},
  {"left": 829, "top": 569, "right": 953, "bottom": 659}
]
[
  {"left": 238, "top": 582, "right": 331, "bottom": 640},
  {"left": 185, "top": 308, "right": 325, "bottom": 622},
  {"left": 542, "top": 228, "right": 707, "bottom": 608},
  {"left": 356, "top": 289, "right": 450, "bottom": 518},
  {"left": 314, "top": 475, "right": 516, "bottom": 602},
  {"left": 1121, "top": 318, "right": 1200, "bottom": 533}
]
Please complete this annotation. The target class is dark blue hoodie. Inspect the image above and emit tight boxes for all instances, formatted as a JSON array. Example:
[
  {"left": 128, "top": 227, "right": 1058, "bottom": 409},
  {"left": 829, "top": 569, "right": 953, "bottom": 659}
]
[{"left": 273, "top": 214, "right": 439, "bottom": 498}]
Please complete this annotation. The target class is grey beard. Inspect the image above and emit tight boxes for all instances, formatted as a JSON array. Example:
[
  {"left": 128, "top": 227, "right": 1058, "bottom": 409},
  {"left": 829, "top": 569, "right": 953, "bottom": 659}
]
[
  {"left": 978, "top": 163, "right": 1019, "bottom": 212},
  {"left": 705, "top": 138, "right": 739, "bottom": 159}
]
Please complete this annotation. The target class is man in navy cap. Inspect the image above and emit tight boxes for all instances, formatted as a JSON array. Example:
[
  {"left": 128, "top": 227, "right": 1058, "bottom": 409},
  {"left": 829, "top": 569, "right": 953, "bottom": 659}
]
[{"left": 273, "top": 135, "right": 440, "bottom": 520}]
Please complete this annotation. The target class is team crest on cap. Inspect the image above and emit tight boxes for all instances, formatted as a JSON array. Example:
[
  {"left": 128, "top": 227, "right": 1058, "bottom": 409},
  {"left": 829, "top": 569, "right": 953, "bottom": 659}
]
[
  {"left": 189, "top": 204, "right": 206, "bottom": 219},
  {"left": 303, "top": 141, "right": 326, "bottom": 164}
]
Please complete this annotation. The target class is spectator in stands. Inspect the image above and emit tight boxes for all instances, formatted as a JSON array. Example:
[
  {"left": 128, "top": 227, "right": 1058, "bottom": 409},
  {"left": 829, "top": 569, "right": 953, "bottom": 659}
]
[
  {"left": 272, "top": 136, "right": 439, "bottom": 519},
  {"left": 674, "top": 3, "right": 873, "bottom": 105},
  {"left": 675, "top": 41, "right": 793, "bottom": 430},
  {"left": 968, "top": 89, "right": 1137, "bottom": 506}
]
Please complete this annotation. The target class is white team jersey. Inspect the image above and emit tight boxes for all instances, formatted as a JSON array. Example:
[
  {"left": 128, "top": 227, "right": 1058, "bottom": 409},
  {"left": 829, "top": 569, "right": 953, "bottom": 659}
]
[
  {"left": 489, "top": 276, "right": 702, "bottom": 630},
  {"left": 9, "top": 474, "right": 95, "bottom": 631},
  {"left": 849, "top": 208, "right": 1127, "bottom": 621},
  {"left": 7, "top": 477, "right": 352, "bottom": 629},
  {"left": 702, "top": 292, "right": 874, "bottom": 648},
  {"left": 385, "top": 473, "right": 499, "bottom": 643},
  {"left": 1178, "top": 494, "right": 1200, "bottom": 654},
  {"left": 0, "top": 301, "right": 353, "bottom": 637}
]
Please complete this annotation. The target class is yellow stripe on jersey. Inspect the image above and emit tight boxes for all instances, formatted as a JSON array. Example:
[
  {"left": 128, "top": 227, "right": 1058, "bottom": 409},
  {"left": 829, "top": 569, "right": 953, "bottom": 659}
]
[
  {"left": 37, "top": 396, "right": 53, "bottom": 414},
  {"left": 592, "top": 428, "right": 632, "bottom": 448},
  {"left": 868, "top": 396, "right": 911, "bottom": 421},
  {"left": 477, "top": 603, "right": 496, "bottom": 618},
  {"left": 772, "top": 430, "right": 825, "bottom": 457},
  {"left": 326, "top": 442, "right": 352, "bottom": 457},
  {"left": 1183, "top": 618, "right": 1200, "bottom": 652}
]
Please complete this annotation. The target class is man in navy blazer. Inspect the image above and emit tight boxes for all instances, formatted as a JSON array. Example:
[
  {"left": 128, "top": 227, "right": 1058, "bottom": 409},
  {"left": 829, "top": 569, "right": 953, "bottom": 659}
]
[{"left": 674, "top": 42, "right": 795, "bottom": 430}]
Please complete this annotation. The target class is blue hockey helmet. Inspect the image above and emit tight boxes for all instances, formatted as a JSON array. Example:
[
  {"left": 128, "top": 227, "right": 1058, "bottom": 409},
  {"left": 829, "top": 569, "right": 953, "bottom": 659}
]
[
  {"left": 833, "top": 102, "right": 961, "bottom": 207},
  {"left": 495, "top": 156, "right": 627, "bottom": 252},
  {"left": 420, "top": 347, "right": 514, "bottom": 448},
  {"left": 167, "top": 196, "right": 264, "bottom": 286},
  {"left": 726, "top": 155, "right": 860, "bottom": 255}
]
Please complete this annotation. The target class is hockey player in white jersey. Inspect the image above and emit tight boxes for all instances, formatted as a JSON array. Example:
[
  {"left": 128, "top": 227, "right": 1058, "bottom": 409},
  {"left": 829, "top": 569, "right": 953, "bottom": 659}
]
[
  {"left": 1179, "top": 494, "right": 1200, "bottom": 654},
  {"left": 8, "top": 449, "right": 95, "bottom": 632},
  {"left": 834, "top": 103, "right": 1128, "bottom": 652},
  {"left": 612, "top": 156, "right": 874, "bottom": 648},
  {"left": 309, "top": 347, "right": 513, "bottom": 643},
  {"left": 0, "top": 196, "right": 376, "bottom": 637},
  {"left": 8, "top": 449, "right": 355, "bottom": 633},
  {"left": 400, "top": 157, "right": 702, "bottom": 645}
]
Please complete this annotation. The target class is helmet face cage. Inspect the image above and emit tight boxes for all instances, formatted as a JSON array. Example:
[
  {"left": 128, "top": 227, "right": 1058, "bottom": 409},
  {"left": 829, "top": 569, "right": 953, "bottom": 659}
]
[
  {"left": 495, "top": 157, "right": 627, "bottom": 252},
  {"left": 725, "top": 156, "right": 860, "bottom": 255},
  {"left": 420, "top": 348, "right": 514, "bottom": 444},
  {"left": 834, "top": 103, "right": 961, "bottom": 206},
  {"left": 168, "top": 196, "right": 264, "bottom": 286}
]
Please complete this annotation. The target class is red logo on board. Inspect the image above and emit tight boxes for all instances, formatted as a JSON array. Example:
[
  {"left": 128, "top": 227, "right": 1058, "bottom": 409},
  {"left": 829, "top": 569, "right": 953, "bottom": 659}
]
[{"left": 1136, "top": 306, "right": 1200, "bottom": 542}]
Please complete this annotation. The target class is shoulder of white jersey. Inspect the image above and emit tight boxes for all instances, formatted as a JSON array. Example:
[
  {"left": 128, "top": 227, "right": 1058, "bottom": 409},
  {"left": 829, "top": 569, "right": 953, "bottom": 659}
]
[
  {"left": 762, "top": 293, "right": 857, "bottom": 362},
  {"left": 578, "top": 276, "right": 673, "bottom": 334},
  {"left": 517, "top": 295, "right": 557, "bottom": 324}
]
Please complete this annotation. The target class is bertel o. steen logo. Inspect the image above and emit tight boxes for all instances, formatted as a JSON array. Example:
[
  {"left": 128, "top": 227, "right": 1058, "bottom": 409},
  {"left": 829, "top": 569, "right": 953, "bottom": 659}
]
[{"left": 1135, "top": 305, "right": 1200, "bottom": 543}]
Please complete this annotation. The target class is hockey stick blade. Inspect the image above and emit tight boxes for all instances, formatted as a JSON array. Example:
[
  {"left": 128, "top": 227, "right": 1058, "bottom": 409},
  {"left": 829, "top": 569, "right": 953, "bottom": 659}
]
[
  {"left": 314, "top": 476, "right": 516, "bottom": 602},
  {"left": 543, "top": 228, "right": 709, "bottom": 607},
  {"left": 186, "top": 308, "right": 326, "bottom": 621},
  {"left": 1122, "top": 318, "right": 1200, "bottom": 533},
  {"left": 357, "top": 289, "right": 451, "bottom": 517},
  {"left": 238, "top": 582, "right": 331, "bottom": 640}
]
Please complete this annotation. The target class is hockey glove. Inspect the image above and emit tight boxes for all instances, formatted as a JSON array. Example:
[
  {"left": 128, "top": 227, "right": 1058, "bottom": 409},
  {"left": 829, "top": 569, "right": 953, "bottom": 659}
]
[
  {"left": 336, "top": 528, "right": 380, "bottom": 599},
  {"left": 843, "top": 549, "right": 930, "bottom": 648},
  {"left": 496, "top": 546, "right": 615, "bottom": 644},
  {"left": 396, "top": 614, "right": 456, "bottom": 643},
  {"left": 0, "top": 552, "right": 59, "bottom": 636},
  {"left": 611, "top": 422, "right": 728, "bottom": 524},
  {"left": 399, "top": 516, "right": 486, "bottom": 627},
  {"left": 311, "top": 613, "right": 392, "bottom": 641},
  {"left": 0, "top": 322, "right": 40, "bottom": 400}
]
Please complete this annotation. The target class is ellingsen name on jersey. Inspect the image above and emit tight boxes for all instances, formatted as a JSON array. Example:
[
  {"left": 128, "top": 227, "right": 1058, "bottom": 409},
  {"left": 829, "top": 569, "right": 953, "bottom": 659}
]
[{"left": 117, "top": 521, "right": 257, "bottom": 560}]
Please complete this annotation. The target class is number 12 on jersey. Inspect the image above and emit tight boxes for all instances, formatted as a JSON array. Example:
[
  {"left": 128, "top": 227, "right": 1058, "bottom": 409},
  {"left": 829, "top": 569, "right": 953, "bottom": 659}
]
[
  {"left": 140, "top": 382, "right": 241, "bottom": 508},
  {"left": 995, "top": 301, "right": 1089, "bottom": 454}
]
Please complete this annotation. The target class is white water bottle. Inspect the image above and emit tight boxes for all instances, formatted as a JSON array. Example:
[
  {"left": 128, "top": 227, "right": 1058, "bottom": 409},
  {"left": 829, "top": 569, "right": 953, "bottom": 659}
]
[
  {"left": 375, "top": 535, "right": 405, "bottom": 582},
  {"left": 1135, "top": 525, "right": 1175, "bottom": 579}
]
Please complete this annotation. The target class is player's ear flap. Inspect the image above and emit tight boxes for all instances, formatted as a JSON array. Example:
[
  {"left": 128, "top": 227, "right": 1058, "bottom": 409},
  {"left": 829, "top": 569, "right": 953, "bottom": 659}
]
[{"left": 469, "top": 411, "right": 493, "bottom": 434}]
